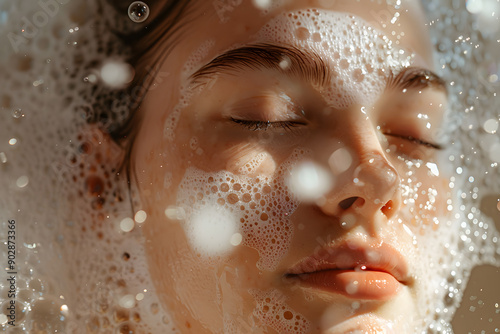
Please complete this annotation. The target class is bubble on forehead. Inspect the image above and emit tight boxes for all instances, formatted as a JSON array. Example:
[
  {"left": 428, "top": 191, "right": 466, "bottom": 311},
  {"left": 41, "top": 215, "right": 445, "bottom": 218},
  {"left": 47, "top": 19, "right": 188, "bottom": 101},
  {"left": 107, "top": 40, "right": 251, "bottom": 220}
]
[{"left": 256, "top": 9, "right": 412, "bottom": 109}]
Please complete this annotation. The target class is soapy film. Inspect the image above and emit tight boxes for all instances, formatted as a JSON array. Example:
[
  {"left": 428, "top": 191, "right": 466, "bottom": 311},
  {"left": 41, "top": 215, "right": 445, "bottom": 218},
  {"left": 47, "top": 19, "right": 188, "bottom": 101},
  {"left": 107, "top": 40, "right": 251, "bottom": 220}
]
[{"left": 0, "top": 0, "right": 498, "bottom": 333}]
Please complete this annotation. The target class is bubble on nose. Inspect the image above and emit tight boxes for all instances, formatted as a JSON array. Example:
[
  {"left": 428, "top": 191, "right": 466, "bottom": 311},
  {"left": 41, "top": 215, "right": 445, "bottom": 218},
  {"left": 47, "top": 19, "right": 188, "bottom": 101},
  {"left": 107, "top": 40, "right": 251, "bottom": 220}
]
[
  {"left": 186, "top": 205, "right": 238, "bottom": 256},
  {"left": 345, "top": 280, "right": 359, "bottom": 294},
  {"left": 340, "top": 213, "right": 356, "bottom": 229},
  {"left": 288, "top": 161, "right": 333, "bottom": 202},
  {"left": 328, "top": 148, "right": 352, "bottom": 174},
  {"left": 426, "top": 162, "right": 440, "bottom": 177},
  {"left": 99, "top": 60, "right": 134, "bottom": 89}
]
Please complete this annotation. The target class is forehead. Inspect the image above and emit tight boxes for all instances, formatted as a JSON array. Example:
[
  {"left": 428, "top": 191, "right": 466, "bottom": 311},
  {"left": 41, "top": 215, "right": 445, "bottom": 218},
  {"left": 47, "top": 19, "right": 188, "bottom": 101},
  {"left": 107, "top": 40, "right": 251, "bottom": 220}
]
[{"left": 180, "top": 0, "right": 432, "bottom": 67}]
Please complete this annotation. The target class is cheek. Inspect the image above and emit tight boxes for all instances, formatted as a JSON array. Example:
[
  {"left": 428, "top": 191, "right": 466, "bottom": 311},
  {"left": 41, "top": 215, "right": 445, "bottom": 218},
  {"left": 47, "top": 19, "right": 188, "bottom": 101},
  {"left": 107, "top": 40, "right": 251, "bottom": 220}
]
[
  {"left": 171, "top": 148, "right": 307, "bottom": 271},
  {"left": 397, "top": 161, "right": 453, "bottom": 233}
]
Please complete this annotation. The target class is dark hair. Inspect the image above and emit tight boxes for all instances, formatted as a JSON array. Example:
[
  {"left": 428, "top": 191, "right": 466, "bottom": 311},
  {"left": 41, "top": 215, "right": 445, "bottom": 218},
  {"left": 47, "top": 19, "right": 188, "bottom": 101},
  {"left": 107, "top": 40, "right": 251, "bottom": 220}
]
[{"left": 91, "top": 0, "right": 195, "bottom": 181}]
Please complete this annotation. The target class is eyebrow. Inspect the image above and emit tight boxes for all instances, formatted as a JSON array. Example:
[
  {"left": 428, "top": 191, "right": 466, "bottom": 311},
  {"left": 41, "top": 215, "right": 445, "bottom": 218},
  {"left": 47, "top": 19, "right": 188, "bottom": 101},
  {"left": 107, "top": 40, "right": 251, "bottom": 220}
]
[
  {"left": 385, "top": 66, "right": 448, "bottom": 94},
  {"left": 189, "top": 43, "right": 447, "bottom": 95},
  {"left": 189, "top": 43, "right": 330, "bottom": 88}
]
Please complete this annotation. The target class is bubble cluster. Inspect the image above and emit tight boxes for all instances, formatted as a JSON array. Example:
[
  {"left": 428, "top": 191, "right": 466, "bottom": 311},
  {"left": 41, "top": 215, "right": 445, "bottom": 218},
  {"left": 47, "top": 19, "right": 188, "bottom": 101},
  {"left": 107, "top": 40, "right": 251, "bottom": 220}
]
[
  {"left": 249, "top": 289, "right": 310, "bottom": 334},
  {"left": 176, "top": 149, "right": 305, "bottom": 270},
  {"left": 257, "top": 9, "right": 411, "bottom": 110}
]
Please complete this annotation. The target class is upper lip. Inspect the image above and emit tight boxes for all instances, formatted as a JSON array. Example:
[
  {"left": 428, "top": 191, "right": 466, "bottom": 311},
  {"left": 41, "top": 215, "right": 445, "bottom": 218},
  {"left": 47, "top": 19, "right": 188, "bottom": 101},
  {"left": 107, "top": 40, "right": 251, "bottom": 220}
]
[{"left": 286, "top": 240, "right": 411, "bottom": 284}]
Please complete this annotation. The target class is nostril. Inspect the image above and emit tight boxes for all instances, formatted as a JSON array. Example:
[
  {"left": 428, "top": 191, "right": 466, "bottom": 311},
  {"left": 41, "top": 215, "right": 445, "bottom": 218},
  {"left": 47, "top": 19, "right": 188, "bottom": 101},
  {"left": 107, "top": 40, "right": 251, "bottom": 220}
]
[
  {"left": 339, "top": 196, "right": 359, "bottom": 210},
  {"left": 381, "top": 200, "right": 393, "bottom": 216}
]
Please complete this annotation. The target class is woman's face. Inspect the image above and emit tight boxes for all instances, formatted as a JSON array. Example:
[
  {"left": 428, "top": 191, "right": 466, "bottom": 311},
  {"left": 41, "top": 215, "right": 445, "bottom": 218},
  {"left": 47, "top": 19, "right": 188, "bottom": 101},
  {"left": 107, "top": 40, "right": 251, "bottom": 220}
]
[{"left": 132, "top": 0, "right": 453, "bottom": 333}]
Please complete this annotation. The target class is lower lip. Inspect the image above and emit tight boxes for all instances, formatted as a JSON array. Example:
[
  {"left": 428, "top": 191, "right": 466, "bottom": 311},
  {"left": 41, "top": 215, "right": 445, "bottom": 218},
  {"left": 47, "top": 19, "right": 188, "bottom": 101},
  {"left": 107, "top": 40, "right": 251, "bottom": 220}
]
[{"left": 291, "top": 270, "right": 401, "bottom": 301}]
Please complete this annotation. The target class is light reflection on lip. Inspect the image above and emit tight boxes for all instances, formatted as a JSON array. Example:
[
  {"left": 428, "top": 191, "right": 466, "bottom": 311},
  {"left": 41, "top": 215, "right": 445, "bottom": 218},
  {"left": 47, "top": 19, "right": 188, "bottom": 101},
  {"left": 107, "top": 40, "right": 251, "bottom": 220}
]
[{"left": 285, "top": 240, "right": 412, "bottom": 300}]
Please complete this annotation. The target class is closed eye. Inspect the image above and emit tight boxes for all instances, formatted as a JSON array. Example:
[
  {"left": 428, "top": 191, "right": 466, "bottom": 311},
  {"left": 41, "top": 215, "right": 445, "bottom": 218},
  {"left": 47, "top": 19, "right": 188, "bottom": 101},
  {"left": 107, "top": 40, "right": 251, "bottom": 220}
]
[
  {"left": 230, "top": 118, "right": 307, "bottom": 132},
  {"left": 384, "top": 133, "right": 443, "bottom": 150}
]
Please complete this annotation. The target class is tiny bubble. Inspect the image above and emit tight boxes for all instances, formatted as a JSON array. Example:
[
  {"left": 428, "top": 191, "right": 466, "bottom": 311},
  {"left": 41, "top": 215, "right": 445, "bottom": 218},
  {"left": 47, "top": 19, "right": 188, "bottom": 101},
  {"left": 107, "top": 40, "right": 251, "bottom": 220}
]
[
  {"left": 128, "top": 1, "right": 150, "bottom": 23},
  {"left": 12, "top": 108, "right": 24, "bottom": 119}
]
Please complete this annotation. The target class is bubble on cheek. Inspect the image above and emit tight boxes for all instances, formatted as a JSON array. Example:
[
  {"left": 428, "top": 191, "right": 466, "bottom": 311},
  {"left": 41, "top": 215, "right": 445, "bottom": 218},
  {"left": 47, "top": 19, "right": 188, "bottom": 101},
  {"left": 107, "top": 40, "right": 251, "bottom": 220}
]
[
  {"left": 237, "top": 152, "right": 267, "bottom": 175},
  {"left": 176, "top": 149, "right": 306, "bottom": 270},
  {"left": 184, "top": 204, "right": 239, "bottom": 256},
  {"left": 249, "top": 289, "right": 310, "bottom": 334},
  {"left": 287, "top": 161, "right": 333, "bottom": 202}
]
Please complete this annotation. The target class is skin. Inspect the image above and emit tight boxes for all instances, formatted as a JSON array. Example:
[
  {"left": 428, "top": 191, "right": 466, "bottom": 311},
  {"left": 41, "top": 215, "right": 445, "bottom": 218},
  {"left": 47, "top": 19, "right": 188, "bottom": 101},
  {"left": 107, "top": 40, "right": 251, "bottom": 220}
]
[{"left": 131, "top": 0, "right": 453, "bottom": 333}]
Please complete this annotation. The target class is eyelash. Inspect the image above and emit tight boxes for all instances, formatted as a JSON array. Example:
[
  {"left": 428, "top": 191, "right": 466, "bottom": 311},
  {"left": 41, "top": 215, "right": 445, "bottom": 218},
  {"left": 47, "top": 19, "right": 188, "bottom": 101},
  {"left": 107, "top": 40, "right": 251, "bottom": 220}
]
[
  {"left": 384, "top": 133, "right": 442, "bottom": 150},
  {"left": 231, "top": 118, "right": 442, "bottom": 149},
  {"left": 230, "top": 118, "right": 306, "bottom": 132}
]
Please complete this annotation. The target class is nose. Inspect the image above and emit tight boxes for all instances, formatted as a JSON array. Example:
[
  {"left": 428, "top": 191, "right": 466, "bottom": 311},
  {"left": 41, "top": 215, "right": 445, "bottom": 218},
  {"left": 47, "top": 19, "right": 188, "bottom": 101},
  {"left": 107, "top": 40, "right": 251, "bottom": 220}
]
[{"left": 317, "top": 150, "right": 401, "bottom": 222}]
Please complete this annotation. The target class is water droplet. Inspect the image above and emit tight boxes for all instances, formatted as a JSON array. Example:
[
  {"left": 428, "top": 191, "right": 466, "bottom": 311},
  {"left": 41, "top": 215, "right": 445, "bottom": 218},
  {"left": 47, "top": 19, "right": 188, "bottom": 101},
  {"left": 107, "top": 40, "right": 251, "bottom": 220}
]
[
  {"left": 483, "top": 119, "right": 499, "bottom": 134},
  {"left": 118, "top": 295, "right": 135, "bottom": 308},
  {"left": 0, "top": 152, "right": 7, "bottom": 164},
  {"left": 288, "top": 161, "right": 333, "bottom": 202},
  {"left": 16, "top": 176, "right": 29, "bottom": 188},
  {"left": 128, "top": 1, "right": 150, "bottom": 22},
  {"left": 134, "top": 210, "right": 147, "bottom": 223},
  {"left": 230, "top": 232, "right": 243, "bottom": 246},
  {"left": 12, "top": 108, "right": 24, "bottom": 119},
  {"left": 9, "top": 138, "right": 17, "bottom": 146},
  {"left": 345, "top": 280, "right": 359, "bottom": 294},
  {"left": 164, "top": 206, "right": 186, "bottom": 220},
  {"left": 489, "top": 143, "right": 500, "bottom": 162},
  {"left": 100, "top": 60, "right": 135, "bottom": 89},
  {"left": 120, "top": 217, "right": 135, "bottom": 232},
  {"left": 252, "top": 0, "right": 272, "bottom": 10}
]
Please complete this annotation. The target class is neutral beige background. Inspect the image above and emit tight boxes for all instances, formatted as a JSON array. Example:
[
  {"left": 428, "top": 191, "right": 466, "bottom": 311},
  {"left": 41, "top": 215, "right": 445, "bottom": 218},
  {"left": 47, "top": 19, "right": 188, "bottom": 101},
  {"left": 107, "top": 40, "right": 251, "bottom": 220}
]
[{"left": 452, "top": 194, "right": 500, "bottom": 333}]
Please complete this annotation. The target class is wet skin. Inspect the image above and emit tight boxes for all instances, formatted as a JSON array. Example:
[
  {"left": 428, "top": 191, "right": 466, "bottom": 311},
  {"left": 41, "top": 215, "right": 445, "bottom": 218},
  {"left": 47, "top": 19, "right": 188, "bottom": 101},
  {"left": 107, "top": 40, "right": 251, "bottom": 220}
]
[{"left": 132, "top": 0, "right": 453, "bottom": 333}]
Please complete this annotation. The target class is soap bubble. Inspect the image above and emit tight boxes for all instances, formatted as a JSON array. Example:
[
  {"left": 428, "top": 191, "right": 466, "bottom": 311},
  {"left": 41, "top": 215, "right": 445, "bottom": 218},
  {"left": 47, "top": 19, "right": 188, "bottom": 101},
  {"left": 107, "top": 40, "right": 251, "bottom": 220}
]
[
  {"left": 186, "top": 205, "right": 238, "bottom": 256},
  {"left": 128, "top": 1, "right": 150, "bottom": 23},
  {"left": 483, "top": 119, "right": 499, "bottom": 134},
  {"left": 288, "top": 161, "right": 333, "bottom": 202},
  {"left": 119, "top": 217, "right": 135, "bottom": 232},
  {"left": 99, "top": 60, "right": 134, "bottom": 89}
]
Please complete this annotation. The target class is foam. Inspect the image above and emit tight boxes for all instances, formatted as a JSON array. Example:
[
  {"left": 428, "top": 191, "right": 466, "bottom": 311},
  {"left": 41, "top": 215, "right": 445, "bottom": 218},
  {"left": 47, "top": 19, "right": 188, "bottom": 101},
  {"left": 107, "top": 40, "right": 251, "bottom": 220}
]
[
  {"left": 0, "top": 0, "right": 498, "bottom": 333},
  {"left": 256, "top": 9, "right": 411, "bottom": 110},
  {"left": 176, "top": 148, "right": 305, "bottom": 270}
]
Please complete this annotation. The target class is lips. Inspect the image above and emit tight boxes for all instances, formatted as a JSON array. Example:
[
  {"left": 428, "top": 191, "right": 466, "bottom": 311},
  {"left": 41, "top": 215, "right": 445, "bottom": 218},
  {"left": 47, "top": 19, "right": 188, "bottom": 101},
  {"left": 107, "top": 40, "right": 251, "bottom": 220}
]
[{"left": 285, "top": 241, "right": 410, "bottom": 301}]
